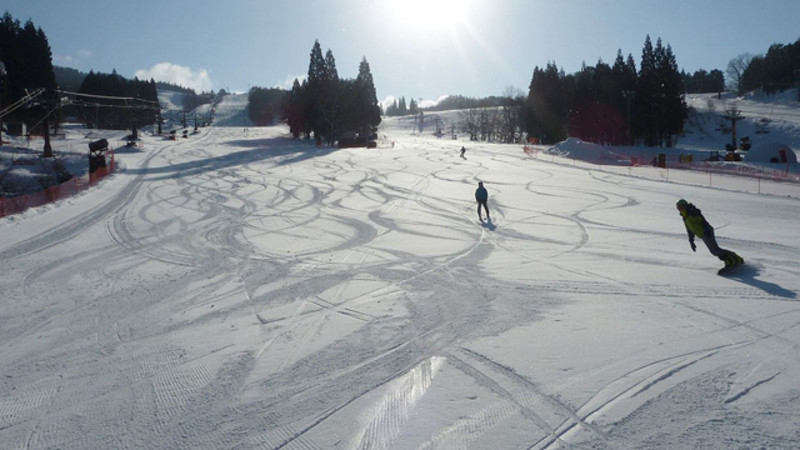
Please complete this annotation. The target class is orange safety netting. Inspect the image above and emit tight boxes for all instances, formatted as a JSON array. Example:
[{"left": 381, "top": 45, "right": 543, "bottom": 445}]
[{"left": 1, "top": 151, "right": 115, "bottom": 218}]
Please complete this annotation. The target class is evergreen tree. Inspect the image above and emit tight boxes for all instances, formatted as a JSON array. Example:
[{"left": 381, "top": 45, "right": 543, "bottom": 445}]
[
  {"left": 247, "top": 86, "right": 288, "bottom": 126},
  {"left": 324, "top": 49, "right": 339, "bottom": 82},
  {"left": 0, "top": 12, "right": 24, "bottom": 106},
  {"left": 408, "top": 98, "right": 418, "bottom": 115},
  {"left": 385, "top": 99, "right": 399, "bottom": 117},
  {"left": 77, "top": 69, "right": 158, "bottom": 130},
  {"left": 306, "top": 40, "right": 328, "bottom": 141},
  {"left": 566, "top": 59, "right": 626, "bottom": 145},
  {"left": 307, "top": 40, "right": 326, "bottom": 85},
  {"left": 741, "top": 38, "right": 800, "bottom": 93},
  {"left": 0, "top": 13, "right": 60, "bottom": 156},
  {"left": 637, "top": 35, "right": 660, "bottom": 145},
  {"left": 286, "top": 40, "right": 383, "bottom": 146},
  {"left": 682, "top": 69, "right": 725, "bottom": 94},
  {"left": 659, "top": 43, "right": 686, "bottom": 145},
  {"left": 352, "top": 57, "right": 381, "bottom": 137},
  {"left": 613, "top": 50, "right": 639, "bottom": 143},
  {"left": 304, "top": 40, "right": 341, "bottom": 144},
  {"left": 525, "top": 62, "right": 567, "bottom": 143},
  {"left": 634, "top": 36, "right": 686, "bottom": 146},
  {"left": 0, "top": 14, "right": 58, "bottom": 131},
  {"left": 286, "top": 78, "right": 308, "bottom": 138},
  {"left": 19, "top": 21, "right": 56, "bottom": 93}
]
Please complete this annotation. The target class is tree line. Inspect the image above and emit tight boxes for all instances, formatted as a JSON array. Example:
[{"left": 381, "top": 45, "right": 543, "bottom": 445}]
[
  {"left": 3, "top": 7, "right": 797, "bottom": 151},
  {"left": 524, "top": 35, "right": 686, "bottom": 146},
  {"left": 54, "top": 67, "right": 217, "bottom": 114},
  {"left": 740, "top": 38, "right": 800, "bottom": 94},
  {"left": 75, "top": 70, "right": 159, "bottom": 130},
  {"left": 384, "top": 97, "right": 420, "bottom": 117},
  {"left": 282, "top": 40, "right": 381, "bottom": 146},
  {"left": 523, "top": 35, "right": 800, "bottom": 146},
  {"left": 397, "top": 37, "right": 796, "bottom": 149},
  {"left": 450, "top": 36, "right": 686, "bottom": 147},
  {"left": 247, "top": 87, "right": 286, "bottom": 126},
  {"left": 1, "top": 11, "right": 161, "bottom": 136},
  {"left": 682, "top": 69, "right": 725, "bottom": 94}
]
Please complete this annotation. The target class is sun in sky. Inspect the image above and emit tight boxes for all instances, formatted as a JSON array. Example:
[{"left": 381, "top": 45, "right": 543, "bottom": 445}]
[{"left": 388, "top": 0, "right": 470, "bottom": 31}]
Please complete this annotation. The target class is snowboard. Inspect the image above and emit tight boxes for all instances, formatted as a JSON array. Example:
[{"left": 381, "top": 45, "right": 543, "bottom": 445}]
[{"left": 718, "top": 261, "right": 746, "bottom": 276}]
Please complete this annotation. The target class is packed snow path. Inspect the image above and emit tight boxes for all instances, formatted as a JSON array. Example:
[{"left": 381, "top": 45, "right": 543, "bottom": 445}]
[{"left": 1, "top": 126, "right": 799, "bottom": 449}]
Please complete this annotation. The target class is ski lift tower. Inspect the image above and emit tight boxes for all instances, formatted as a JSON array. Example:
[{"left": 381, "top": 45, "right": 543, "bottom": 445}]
[{"left": 723, "top": 107, "right": 744, "bottom": 150}]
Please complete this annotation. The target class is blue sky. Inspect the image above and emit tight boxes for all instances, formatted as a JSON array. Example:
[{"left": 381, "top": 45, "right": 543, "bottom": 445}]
[{"left": 4, "top": 0, "right": 799, "bottom": 105}]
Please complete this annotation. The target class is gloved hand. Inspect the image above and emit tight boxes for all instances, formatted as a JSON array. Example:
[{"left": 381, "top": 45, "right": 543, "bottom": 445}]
[{"left": 690, "top": 241, "right": 696, "bottom": 252}]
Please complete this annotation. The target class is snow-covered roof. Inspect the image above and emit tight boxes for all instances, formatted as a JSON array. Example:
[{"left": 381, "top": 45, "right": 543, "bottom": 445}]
[{"left": 745, "top": 142, "right": 798, "bottom": 163}]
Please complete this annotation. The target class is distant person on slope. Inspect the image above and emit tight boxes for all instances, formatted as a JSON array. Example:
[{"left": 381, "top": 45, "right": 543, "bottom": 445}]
[
  {"left": 460, "top": 146, "right": 466, "bottom": 159},
  {"left": 676, "top": 199, "right": 743, "bottom": 269},
  {"left": 475, "top": 181, "right": 490, "bottom": 221}
]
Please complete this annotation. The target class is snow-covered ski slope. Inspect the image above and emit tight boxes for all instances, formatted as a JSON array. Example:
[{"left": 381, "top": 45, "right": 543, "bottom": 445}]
[
  {"left": 210, "top": 93, "right": 253, "bottom": 127},
  {"left": 1, "top": 113, "right": 799, "bottom": 448}
]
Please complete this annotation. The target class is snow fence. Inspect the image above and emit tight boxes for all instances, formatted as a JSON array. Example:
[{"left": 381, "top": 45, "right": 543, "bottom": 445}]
[{"left": 0, "top": 151, "right": 115, "bottom": 218}]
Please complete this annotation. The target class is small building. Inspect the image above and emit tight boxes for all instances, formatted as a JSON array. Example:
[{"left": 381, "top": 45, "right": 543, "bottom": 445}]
[{"left": 744, "top": 142, "right": 798, "bottom": 164}]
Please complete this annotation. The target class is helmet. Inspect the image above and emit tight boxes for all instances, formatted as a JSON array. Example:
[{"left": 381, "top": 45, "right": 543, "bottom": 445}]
[{"left": 676, "top": 199, "right": 688, "bottom": 209}]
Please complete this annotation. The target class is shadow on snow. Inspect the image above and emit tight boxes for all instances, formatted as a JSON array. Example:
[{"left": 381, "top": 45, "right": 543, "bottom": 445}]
[
  {"left": 125, "top": 137, "right": 338, "bottom": 181},
  {"left": 724, "top": 264, "right": 797, "bottom": 299}
]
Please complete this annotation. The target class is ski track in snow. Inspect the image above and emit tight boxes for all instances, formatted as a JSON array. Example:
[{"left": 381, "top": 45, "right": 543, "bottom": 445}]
[{"left": 0, "top": 121, "right": 799, "bottom": 449}]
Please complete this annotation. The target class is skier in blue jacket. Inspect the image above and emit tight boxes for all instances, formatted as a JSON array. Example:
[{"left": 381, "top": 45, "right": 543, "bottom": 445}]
[{"left": 475, "top": 181, "right": 489, "bottom": 221}]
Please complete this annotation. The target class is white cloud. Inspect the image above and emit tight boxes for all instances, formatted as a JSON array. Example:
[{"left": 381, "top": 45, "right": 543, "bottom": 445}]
[
  {"left": 420, "top": 95, "right": 449, "bottom": 109},
  {"left": 53, "top": 49, "right": 93, "bottom": 66},
  {"left": 278, "top": 74, "right": 306, "bottom": 90},
  {"left": 380, "top": 94, "right": 448, "bottom": 111},
  {"left": 135, "top": 62, "right": 214, "bottom": 92},
  {"left": 381, "top": 95, "right": 398, "bottom": 111}
]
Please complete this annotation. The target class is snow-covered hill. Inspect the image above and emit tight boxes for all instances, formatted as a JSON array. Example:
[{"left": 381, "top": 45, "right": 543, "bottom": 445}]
[
  {"left": 2, "top": 112, "right": 800, "bottom": 448},
  {"left": 2, "top": 90, "right": 798, "bottom": 201}
]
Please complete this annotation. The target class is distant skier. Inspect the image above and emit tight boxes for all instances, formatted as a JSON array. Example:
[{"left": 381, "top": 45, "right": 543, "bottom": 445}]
[
  {"left": 460, "top": 146, "right": 466, "bottom": 159},
  {"left": 475, "top": 181, "right": 490, "bottom": 221},
  {"left": 676, "top": 199, "right": 743, "bottom": 270}
]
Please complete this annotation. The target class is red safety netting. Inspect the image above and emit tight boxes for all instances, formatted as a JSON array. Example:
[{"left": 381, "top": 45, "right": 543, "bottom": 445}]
[{"left": 1, "top": 151, "right": 115, "bottom": 218}]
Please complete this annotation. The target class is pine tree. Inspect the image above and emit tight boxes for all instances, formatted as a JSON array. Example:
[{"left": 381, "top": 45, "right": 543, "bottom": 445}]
[
  {"left": 305, "top": 40, "right": 327, "bottom": 142},
  {"left": 613, "top": 50, "right": 638, "bottom": 144},
  {"left": 287, "top": 41, "right": 384, "bottom": 146},
  {"left": 385, "top": 99, "right": 399, "bottom": 117},
  {"left": 659, "top": 43, "right": 686, "bottom": 144},
  {"left": 634, "top": 36, "right": 686, "bottom": 146},
  {"left": 305, "top": 40, "right": 341, "bottom": 144},
  {"left": 741, "top": 39, "right": 800, "bottom": 93},
  {"left": 307, "top": 40, "right": 326, "bottom": 86},
  {"left": 408, "top": 98, "right": 418, "bottom": 115},
  {"left": 286, "top": 78, "right": 308, "bottom": 138},
  {"left": 526, "top": 62, "right": 567, "bottom": 143},
  {"left": 353, "top": 57, "right": 381, "bottom": 137},
  {"left": 324, "top": 50, "right": 339, "bottom": 82},
  {"left": 637, "top": 35, "right": 660, "bottom": 145}
]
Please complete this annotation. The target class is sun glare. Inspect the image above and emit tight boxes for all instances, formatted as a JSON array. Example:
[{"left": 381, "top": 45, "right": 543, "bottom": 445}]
[{"left": 388, "top": 0, "right": 468, "bottom": 31}]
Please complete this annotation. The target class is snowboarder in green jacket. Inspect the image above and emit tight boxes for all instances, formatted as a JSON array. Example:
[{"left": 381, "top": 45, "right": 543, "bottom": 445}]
[{"left": 676, "top": 199, "right": 743, "bottom": 269}]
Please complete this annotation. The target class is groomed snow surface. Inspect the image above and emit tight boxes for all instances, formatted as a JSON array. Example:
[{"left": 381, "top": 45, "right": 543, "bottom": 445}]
[{"left": 2, "top": 100, "right": 800, "bottom": 449}]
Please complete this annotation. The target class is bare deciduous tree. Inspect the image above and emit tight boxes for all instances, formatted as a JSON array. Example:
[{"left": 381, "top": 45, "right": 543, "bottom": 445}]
[{"left": 726, "top": 53, "right": 754, "bottom": 95}]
